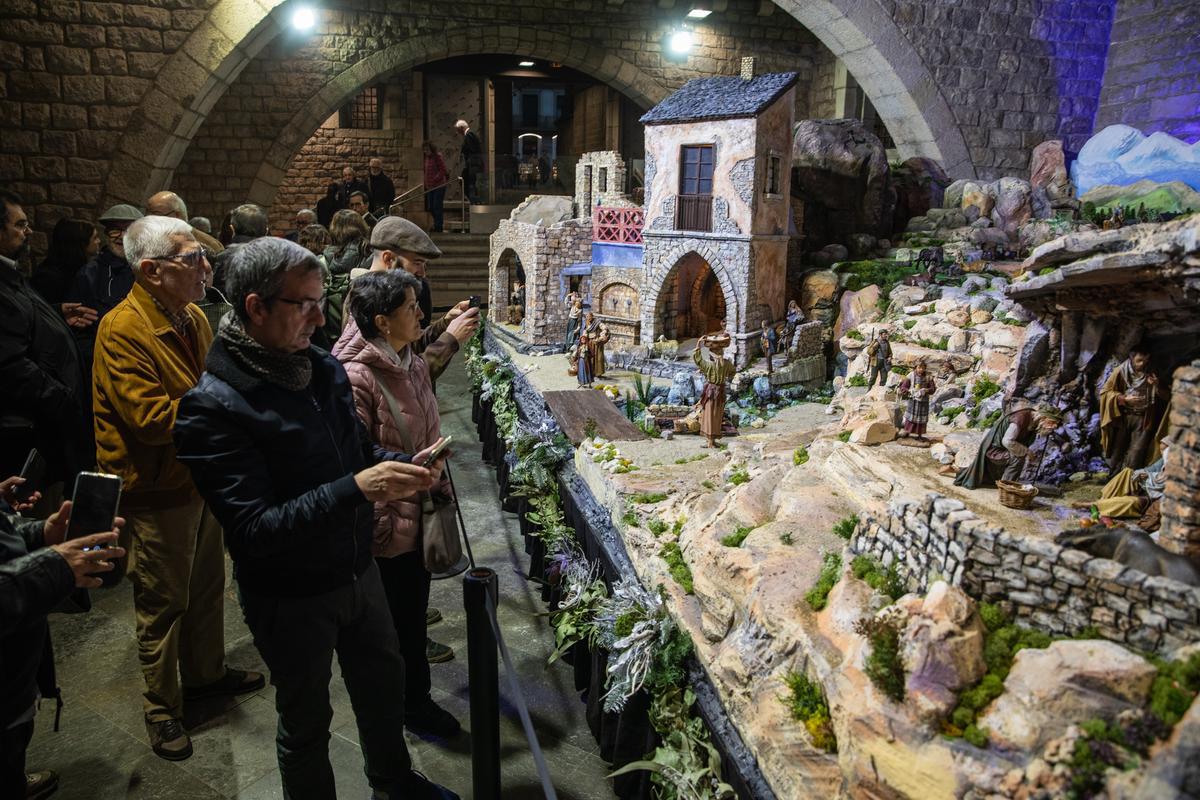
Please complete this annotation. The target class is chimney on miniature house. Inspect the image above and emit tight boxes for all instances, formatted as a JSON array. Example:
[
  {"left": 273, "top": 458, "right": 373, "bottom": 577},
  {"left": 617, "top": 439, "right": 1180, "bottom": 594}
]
[{"left": 740, "top": 57, "right": 756, "bottom": 80}]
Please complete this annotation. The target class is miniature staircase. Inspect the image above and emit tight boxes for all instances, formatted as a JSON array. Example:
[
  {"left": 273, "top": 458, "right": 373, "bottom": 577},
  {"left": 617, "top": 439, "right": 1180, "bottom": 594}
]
[{"left": 427, "top": 233, "right": 491, "bottom": 312}]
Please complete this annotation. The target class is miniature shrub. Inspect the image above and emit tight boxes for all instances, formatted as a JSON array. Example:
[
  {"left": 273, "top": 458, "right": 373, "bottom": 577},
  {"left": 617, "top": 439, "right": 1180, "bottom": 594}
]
[
  {"left": 837, "top": 431, "right": 852, "bottom": 442},
  {"left": 645, "top": 625, "right": 693, "bottom": 696},
  {"left": 850, "top": 555, "right": 905, "bottom": 601},
  {"left": 1038, "top": 267, "right": 1056, "bottom": 276},
  {"left": 832, "top": 515, "right": 858, "bottom": 540},
  {"left": 1148, "top": 651, "right": 1200, "bottom": 726},
  {"left": 854, "top": 616, "right": 906, "bottom": 702},
  {"left": 647, "top": 518, "right": 668, "bottom": 537},
  {"left": 620, "top": 505, "right": 640, "bottom": 528},
  {"left": 846, "top": 329, "right": 864, "bottom": 341},
  {"left": 632, "top": 492, "right": 669, "bottom": 505},
  {"left": 614, "top": 610, "right": 640, "bottom": 638},
  {"left": 793, "top": 447, "right": 809, "bottom": 466},
  {"left": 700, "top": 480, "right": 716, "bottom": 490},
  {"left": 972, "top": 374, "right": 1001, "bottom": 402},
  {"left": 728, "top": 466, "right": 750, "bottom": 486},
  {"left": 942, "top": 405, "right": 965, "bottom": 421},
  {"left": 805, "top": 552, "right": 843, "bottom": 611},
  {"left": 583, "top": 418, "right": 599, "bottom": 440},
  {"left": 891, "top": 364, "right": 911, "bottom": 376},
  {"left": 674, "top": 453, "right": 710, "bottom": 464},
  {"left": 971, "top": 409, "right": 1002, "bottom": 431},
  {"left": 835, "top": 259, "right": 924, "bottom": 302},
  {"left": 917, "top": 337, "right": 949, "bottom": 351},
  {"left": 639, "top": 417, "right": 661, "bottom": 438},
  {"left": 903, "top": 319, "right": 918, "bottom": 330},
  {"left": 721, "top": 525, "right": 757, "bottom": 548},
  {"left": 781, "top": 671, "right": 837, "bottom": 753},
  {"left": 671, "top": 516, "right": 686, "bottom": 537},
  {"left": 779, "top": 531, "right": 795, "bottom": 546},
  {"left": 962, "top": 724, "right": 990, "bottom": 749},
  {"left": 659, "top": 540, "right": 693, "bottom": 594},
  {"left": 847, "top": 375, "right": 868, "bottom": 387}
]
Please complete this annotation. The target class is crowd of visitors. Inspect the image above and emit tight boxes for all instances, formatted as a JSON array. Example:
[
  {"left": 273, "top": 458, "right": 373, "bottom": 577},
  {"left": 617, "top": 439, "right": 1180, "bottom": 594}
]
[{"left": 0, "top": 158, "right": 480, "bottom": 798}]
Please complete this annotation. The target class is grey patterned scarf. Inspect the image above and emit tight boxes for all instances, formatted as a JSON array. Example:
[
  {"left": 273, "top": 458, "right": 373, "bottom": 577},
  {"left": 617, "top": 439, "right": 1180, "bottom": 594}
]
[{"left": 218, "top": 313, "right": 312, "bottom": 391}]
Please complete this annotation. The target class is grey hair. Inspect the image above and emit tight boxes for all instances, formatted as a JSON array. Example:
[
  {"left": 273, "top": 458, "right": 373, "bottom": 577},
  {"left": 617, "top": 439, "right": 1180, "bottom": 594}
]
[
  {"left": 230, "top": 203, "right": 268, "bottom": 237},
  {"left": 455, "top": 119, "right": 469, "bottom": 130},
  {"left": 189, "top": 216, "right": 212, "bottom": 234},
  {"left": 296, "top": 208, "right": 316, "bottom": 223},
  {"left": 124, "top": 215, "right": 195, "bottom": 273},
  {"left": 226, "top": 237, "right": 322, "bottom": 322}
]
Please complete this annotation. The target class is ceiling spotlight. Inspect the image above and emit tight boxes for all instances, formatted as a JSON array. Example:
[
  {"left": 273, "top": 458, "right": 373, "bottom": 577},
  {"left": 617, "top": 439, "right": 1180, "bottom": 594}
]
[
  {"left": 669, "top": 30, "right": 695, "bottom": 55},
  {"left": 518, "top": 60, "right": 535, "bottom": 67},
  {"left": 687, "top": 7, "right": 712, "bottom": 18},
  {"left": 291, "top": 6, "right": 316, "bottom": 30}
]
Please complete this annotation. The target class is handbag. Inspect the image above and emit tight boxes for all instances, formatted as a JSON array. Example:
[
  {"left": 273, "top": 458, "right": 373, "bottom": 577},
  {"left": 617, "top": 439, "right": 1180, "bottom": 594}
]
[{"left": 369, "top": 363, "right": 469, "bottom": 578}]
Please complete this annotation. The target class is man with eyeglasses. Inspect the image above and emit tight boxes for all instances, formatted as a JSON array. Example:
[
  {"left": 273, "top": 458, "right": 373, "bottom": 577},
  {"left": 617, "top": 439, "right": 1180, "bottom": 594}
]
[
  {"left": 92, "top": 216, "right": 264, "bottom": 762},
  {"left": 173, "top": 238, "right": 458, "bottom": 799}
]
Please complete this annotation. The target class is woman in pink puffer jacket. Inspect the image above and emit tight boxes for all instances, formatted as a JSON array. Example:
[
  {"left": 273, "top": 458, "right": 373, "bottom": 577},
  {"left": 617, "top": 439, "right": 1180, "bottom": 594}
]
[{"left": 333, "top": 269, "right": 461, "bottom": 739}]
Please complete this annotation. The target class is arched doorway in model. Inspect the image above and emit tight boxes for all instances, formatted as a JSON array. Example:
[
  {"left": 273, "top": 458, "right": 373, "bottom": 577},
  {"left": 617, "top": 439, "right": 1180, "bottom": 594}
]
[
  {"left": 654, "top": 252, "right": 727, "bottom": 344},
  {"left": 492, "top": 247, "right": 524, "bottom": 325}
]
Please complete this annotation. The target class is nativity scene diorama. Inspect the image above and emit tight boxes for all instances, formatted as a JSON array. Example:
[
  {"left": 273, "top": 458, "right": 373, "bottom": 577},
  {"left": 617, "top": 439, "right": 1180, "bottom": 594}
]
[{"left": 476, "top": 57, "right": 1200, "bottom": 800}]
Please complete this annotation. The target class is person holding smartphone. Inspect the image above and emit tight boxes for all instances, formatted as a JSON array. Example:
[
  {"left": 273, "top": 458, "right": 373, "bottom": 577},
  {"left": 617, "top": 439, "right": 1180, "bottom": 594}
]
[
  {"left": 1, "top": 487, "right": 125, "bottom": 800},
  {"left": 92, "top": 216, "right": 264, "bottom": 762},
  {"left": 174, "top": 238, "right": 458, "bottom": 800},
  {"left": 335, "top": 269, "right": 460, "bottom": 739}
]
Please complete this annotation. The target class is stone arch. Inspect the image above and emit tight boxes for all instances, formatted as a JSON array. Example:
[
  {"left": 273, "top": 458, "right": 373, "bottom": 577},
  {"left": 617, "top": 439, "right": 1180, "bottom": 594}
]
[
  {"left": 772, "top": 0, "right": 975, "bottom": 178},
  {"left": 596, "top": 280, "right": 640, "bottom": 319},
  {"left": 489, "top": 246, "right": 530, "bottom": 325},
  {"left": 243, "top": 29, "right": 670, "bottom": 209},
  {"left": 641, "top": 243, "right": 742, "bottom": 348}
]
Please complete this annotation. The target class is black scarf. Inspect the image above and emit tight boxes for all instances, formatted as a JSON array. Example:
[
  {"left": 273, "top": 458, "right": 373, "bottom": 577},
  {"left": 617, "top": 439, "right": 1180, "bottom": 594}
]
[{"left": 217, "top": 313, "right": 312, "bottom": 391}]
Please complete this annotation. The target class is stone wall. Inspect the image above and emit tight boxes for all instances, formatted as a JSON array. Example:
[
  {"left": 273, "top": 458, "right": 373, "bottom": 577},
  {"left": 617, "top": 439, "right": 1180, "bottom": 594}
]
[
  {"left": 851, "top": 493, "right": 1200, "bottom": 653},
  {"left": 1096, "top": 0, "right": 1200, "bottom": 142},
  {"left": 1160, "top": 359, "right": 1200, "bottom": 561},
  {"left": 575, "top": 151, "right": 630, "bottom": 211}
]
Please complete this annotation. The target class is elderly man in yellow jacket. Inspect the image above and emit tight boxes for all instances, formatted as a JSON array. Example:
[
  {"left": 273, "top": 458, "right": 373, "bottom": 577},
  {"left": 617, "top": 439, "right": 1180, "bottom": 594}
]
[{"left": 92, "top": 216, "right": 263, "bottom": 762}]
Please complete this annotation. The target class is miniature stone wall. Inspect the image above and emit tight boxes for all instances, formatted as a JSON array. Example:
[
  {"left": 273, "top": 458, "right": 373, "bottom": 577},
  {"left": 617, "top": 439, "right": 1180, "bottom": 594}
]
[
  {"left": 575, "top": 151, "right": 630, "bottom": 211},
  {"left": 1160, "top": 359, "right": 1200, "bottom": 562},
  {"left": 850, "top": 493, "right": 1200, "bottom": 653},
  {"left": 590, "top": 265, "right": 643, "bottom": 349},
  {"left": 488, "top": 208, "right": 591, "bottom": 345}
]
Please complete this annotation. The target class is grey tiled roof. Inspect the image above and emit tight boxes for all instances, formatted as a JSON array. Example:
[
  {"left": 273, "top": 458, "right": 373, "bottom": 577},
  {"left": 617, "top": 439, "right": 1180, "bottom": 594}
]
[{"left": 640, "top": 72, "right": 798, "bottom": 125}]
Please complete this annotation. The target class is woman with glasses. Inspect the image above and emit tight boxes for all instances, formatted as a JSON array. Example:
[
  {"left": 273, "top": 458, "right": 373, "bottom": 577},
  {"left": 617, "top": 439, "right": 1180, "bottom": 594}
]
[{"left": 333, "top": 269, "right": 461, "bottom": 741}]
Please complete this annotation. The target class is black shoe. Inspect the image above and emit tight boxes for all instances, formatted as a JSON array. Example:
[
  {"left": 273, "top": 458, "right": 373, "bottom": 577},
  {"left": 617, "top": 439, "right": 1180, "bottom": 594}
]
[
  {"left": 406, "top": 699, "right": 461, "bottom": 738},
  {"left": 147, "top": 718, "right": 193, "bottom": 761},
  {"left": 26, "top": 769, "right": 58, "bottom": 800},
  {"left": 426, "top": 607, "right": 443, "bottom": 626},
  {"left": 372, "top": 771, "right": 460, "bottom": 800},
  {"left": 183, "top": 667, "right": 266, "bottom": 701},
  {"left": 426, "top": 637, "right": 454, "bottom": 664}
]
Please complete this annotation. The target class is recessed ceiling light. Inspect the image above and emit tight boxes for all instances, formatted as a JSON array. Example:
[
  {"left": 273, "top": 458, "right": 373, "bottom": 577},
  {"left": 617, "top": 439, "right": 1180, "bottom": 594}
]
[
  {"left": 291, "top": 6, "right": 316, "bottom": 30},
  {"left": 518, "top": 60, "right": 535, "bottom": 67},
  {"left": 687, "top": 8, "right": 712, "bottom": 18}
]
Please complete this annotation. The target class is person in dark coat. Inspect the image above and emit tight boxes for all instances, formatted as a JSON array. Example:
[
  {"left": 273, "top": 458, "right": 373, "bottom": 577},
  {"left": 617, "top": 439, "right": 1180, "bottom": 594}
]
[
  {"left": 209, "top": 203, "right": 268, "bottom": 293},
  {"left": 454, "top": 120, "right": 484, "bottom": 204},
  {"left": 1, "top": 478, "right": 125, "bottom": 800},
  {"left": 173, "top": 238, "right": 458, "bottom": 800},
  {"left": 336, "top": 166, "right": 370, "bottom": 210},
  {"left": 315, "top": 183, "right": 341, "bottom": 228},
  {"left": 367, "top": 158, "right": 396, "bottom": 216},
  {"left": 0, "top": 191, "right": 92, "bottom": 484},
  {"left": 31, "top": 217, "right": 100, "bottom": 306}
]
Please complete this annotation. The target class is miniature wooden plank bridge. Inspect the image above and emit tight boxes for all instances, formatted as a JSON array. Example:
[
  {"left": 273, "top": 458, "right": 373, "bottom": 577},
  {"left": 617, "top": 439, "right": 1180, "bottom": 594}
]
[{"left": 543, "top": 390, "right": 647, "bottom": 446}]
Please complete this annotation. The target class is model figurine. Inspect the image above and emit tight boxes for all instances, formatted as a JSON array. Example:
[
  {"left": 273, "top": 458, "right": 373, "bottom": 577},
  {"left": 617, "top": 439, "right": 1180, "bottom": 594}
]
[
  {"left": 952, "top": 403, "right": 1062, "bottom": 488},
  {"left": 897, "top": 360, "right": 935, "bottom": 440},
  {"left": 693, "top": 332, "right": 736, "bottom": 448},
  {"left": 508, "top": 280, "right": 525, "bottom": 325},
  {"left": 864, "top": 330, "right": 891, "bottom": 389},
  {"left": 785, "top": 300, "right": 804, "bottom": 350},
  {"left": 580, "top": 312, "right": 609, "bottom": 379},
  {"left": 760, "top": 319, "right": 779, "bottom": 375},
  {"left": 564, "top": 291, "right": 583, "bottom": 352},
  {"left": 1100, "top": 347, "right": 1166, "bottom": 471}
]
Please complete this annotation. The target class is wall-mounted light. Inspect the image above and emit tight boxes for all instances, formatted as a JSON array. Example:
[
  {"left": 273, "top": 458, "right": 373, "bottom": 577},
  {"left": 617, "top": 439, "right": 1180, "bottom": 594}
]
[
  {"left": 518, "top": 60, "right": 535, "bottom": 67},
  {"left": 686, "top": 7, "right": 712, "bottom": 18},
  {"left": 291, "top": 5, "right": 316, "bottom": 30},
  {"left": 668, "top": 29, "right": 694, "bottom": 55}
]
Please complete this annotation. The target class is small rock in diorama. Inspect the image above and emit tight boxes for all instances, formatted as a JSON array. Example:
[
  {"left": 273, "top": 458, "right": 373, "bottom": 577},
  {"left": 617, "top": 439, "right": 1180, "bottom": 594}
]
[
  {"left": 692, "top": 332, "right": 736, "bottom": 448},
  {"left": 571, "top": 312, "right": 610, "bottom": 388}
]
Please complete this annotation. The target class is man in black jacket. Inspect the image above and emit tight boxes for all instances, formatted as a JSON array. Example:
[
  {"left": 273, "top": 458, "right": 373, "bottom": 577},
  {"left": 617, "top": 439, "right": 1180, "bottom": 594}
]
[
  {"left": 0, "top": 190, "right": 91, "bottom": 485},
  {"left": 173, "top": 238, "right": 457, "bottom": 800},
  {"left": 1, "top": 477, "right": 125, "bottom": 800},
  {"left": 210, "top": 203, "right": 268, "bottom": 293},
  {"left": 366, "top": 158, "right": 396, "bottom": 217}
]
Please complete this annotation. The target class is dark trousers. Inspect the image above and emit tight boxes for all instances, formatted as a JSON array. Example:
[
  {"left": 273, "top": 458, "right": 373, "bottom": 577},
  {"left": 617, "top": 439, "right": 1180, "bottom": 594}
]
[
  {"left": 461, "top": 167, "right": 478, "bottom": 204},
  {"left": 238, "top": 563, "right": 411, "bottom": 799},
  {"left": 866, "top": 359, "right": 889, "bottom": 388},
  {"left": 1, "top": 720, "right": 33, "bottom": 798},
  {"left": 375, "top": 551, "right": 432, "bottom": 711},
  {"left": 426, "top": 186, "right": 446, "bottom": 232}
]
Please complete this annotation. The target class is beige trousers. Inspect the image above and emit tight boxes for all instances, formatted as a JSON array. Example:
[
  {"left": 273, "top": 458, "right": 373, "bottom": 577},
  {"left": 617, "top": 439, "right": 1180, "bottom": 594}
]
[{"left": 125, "top": 498, "right": 227, "bottom": 722}]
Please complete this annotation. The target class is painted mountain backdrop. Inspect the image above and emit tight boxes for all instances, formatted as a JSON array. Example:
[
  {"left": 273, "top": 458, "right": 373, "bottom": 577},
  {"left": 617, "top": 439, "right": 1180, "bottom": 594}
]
[{"left": 1071, "top": 125, "right": 1200, "bottom": 195}]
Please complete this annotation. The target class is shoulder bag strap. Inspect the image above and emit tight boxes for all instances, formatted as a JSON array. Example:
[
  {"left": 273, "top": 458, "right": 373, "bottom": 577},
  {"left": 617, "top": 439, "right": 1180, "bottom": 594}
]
[{"left": 365, "top": 363, "right": 416, "bottom": 456}]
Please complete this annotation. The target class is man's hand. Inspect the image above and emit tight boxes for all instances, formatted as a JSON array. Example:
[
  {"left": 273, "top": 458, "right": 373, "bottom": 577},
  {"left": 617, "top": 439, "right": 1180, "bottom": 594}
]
[
  {"left": 445, "top": 300, "right": 471, "bottom": 322},
  {"left": 42, "top": 500, "right": 126, "bottom": 546},
  {"left": 354, "top": 462, "right": 435, "bottom": 502},
  {"left": 0, "top": 476, "right": 39, "bottom": 512},
  {"left": 50, "top": 531, "right": 125, "bottom": 588},
  {"left": 61, "top": 302, "right": 98, "bottom": 329},
  {"left": 413, "top": 438, "right": 451, "bottom": 483},
  {"left": 446, "top": 307, "right": 480, "bottom": 344}
]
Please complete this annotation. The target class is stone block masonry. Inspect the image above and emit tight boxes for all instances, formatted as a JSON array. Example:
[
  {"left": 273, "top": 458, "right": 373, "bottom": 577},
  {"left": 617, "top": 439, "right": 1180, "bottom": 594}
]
[
  {"left": 851, "top": 493, "right": 1200, "bottom": 654},
  {"left": 1160, "top": 359, "right": 1200, "bottom": 562}
]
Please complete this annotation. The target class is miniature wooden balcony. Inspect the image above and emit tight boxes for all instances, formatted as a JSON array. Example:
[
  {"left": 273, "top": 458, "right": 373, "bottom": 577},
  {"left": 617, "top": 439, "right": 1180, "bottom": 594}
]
[
  {"left": 675, "top": 194, "right": 713, "bottom": 233},
  {"left": 592, "top": 206, "right": 644, "bottom": 244}
]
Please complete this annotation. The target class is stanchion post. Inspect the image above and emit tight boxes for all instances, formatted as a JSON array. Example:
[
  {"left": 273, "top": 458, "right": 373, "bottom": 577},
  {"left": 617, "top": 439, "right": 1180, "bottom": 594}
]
[{"left": 463, "top": 567, "right": 500, "bottom": 800}]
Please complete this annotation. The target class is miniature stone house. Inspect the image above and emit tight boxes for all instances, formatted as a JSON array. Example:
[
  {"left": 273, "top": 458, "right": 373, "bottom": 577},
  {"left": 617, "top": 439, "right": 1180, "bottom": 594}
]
[
  {"left": 575, "top": 151, "right": 631, "bottom": 214},
  {"left": 639, "top": 62, "right": 797, "bottom": 368}
]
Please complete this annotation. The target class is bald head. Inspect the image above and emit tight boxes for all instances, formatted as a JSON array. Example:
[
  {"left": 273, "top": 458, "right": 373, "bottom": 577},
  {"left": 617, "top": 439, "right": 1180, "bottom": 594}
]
[{"left": 146, "top": 191, "right": 188, "bottom": 221}]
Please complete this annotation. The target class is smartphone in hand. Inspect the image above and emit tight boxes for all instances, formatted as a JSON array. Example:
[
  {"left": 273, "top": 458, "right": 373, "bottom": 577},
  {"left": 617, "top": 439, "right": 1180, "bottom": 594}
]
[
  {"left": 421, "top": 436, "right": 453, "bottom": 468},
  {"left": 14, "top": 449, "right": 46, "bottom": 503},
  {"left": 67, "top": 472, "right": 122, "bottom": 541}
]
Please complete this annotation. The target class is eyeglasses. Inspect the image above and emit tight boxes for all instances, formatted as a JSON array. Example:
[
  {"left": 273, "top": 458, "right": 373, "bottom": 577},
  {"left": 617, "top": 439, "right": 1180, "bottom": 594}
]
[
  {"left": 272, "top": 295, "right": 325, "bottom": 315},
  {"left": 157, "top": 248, "right": 211, "bottom": 270}
]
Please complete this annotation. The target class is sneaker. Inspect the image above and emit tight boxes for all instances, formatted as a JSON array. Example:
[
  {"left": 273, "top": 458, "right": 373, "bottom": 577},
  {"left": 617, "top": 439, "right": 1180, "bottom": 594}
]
[
  {"left": 183, "top": 667, "right": 266, "bottom": 701},
  {"left": 147, "top": 718, "right": 193, "bottom": 761},
  {"left": 426, "top": 637, "right": 454, "bottom": 664},
  {"left": 405, "top": 699, "right": 461, "bottom": 738},
  {"left": 26, "top": 770, "right": 58, "bottom": 800},
  {"left": 425, "top": 607, "right": 443, "bottom": 626}
]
